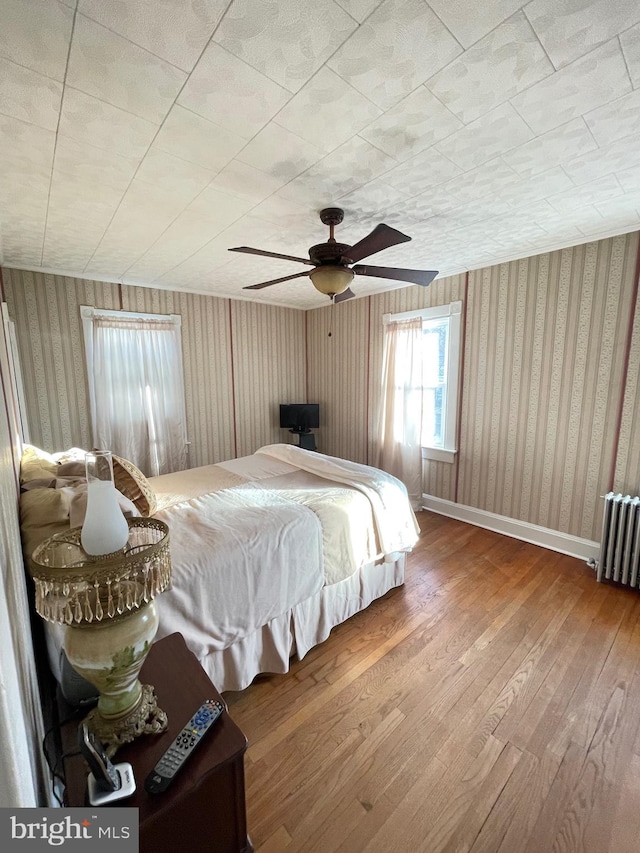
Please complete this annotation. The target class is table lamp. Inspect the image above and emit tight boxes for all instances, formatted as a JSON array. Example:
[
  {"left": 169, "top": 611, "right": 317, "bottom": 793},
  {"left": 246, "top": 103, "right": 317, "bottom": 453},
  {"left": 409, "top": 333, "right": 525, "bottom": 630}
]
[{"left": 30, "top": 451, "right": 172, "bottom": 756}]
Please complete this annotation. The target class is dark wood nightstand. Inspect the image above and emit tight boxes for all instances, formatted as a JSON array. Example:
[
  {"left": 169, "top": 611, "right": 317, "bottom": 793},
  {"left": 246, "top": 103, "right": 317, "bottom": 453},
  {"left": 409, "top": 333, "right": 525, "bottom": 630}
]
[{"left": 61, "top": 633, "right": 253, "bottom": 853}]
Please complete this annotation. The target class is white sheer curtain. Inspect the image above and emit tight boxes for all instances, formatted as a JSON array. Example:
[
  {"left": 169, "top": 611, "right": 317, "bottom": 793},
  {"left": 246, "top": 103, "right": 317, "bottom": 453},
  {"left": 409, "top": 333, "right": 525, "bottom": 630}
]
[
  {"left": 82, "top": 308, "right": 188, "bottom": 476},
  {"left": 375, "top": 317, "right": 424, "bottom": 509}
]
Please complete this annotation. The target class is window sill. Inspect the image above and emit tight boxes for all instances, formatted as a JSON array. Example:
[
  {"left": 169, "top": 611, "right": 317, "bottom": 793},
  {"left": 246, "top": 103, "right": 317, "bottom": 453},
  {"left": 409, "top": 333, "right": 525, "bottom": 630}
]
[{"left": 422, "top": 446, "right": 457, "bottom": 463}]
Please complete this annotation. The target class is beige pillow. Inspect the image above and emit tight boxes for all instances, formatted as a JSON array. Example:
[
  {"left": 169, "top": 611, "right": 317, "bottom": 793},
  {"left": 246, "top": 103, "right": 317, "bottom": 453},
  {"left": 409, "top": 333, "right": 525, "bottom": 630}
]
[
  {"left": 19, "top": 487, "right": 70, "bottom": 571},
  {"left": 112, "top": 454, "right": 157, "bottom": 516},
  {"left": 20, "top": 445, "right": 59, "bottom": 484}
]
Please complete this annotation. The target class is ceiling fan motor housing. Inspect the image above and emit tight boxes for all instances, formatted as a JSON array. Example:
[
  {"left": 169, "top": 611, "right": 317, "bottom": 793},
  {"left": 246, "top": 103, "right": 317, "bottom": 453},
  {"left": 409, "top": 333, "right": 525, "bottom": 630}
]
[{"left": 308, "top": 242, "right": 351, "bottom": 265}]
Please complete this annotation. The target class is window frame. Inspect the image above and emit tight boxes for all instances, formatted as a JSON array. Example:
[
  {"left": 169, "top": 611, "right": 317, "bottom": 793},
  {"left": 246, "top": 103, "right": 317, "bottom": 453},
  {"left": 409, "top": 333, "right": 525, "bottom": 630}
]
[
  {"left": 80, "top": 305, "right": 188, "bottom": 471},
  {"left": 382, "top": 300, "right": 463, "bottom": 463}
]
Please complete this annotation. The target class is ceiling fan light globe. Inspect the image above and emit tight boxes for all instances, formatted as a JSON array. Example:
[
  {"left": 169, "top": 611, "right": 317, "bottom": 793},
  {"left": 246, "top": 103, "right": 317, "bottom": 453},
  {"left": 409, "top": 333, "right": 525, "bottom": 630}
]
[{"left": 309, "top": 266, "right": 354, "bottom": 296}]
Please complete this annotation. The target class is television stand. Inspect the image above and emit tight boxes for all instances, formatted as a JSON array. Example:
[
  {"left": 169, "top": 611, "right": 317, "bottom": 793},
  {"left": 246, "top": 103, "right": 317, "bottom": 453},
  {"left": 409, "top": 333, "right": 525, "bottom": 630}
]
[{"left": 293, "top": 431, "right": 316, "bottom": 451}]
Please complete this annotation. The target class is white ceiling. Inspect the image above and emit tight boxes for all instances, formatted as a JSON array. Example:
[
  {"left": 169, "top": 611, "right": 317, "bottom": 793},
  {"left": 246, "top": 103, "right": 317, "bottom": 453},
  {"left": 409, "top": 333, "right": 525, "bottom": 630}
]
[{"left": 1, "top": 0, "right": 640, "bottom": 310}]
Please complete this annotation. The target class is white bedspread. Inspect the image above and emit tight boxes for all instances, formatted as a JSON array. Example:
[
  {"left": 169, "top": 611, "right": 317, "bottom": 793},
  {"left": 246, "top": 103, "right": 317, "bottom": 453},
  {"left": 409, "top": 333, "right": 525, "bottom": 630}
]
[
  {"left": 252, "top": 470, "right": 379, "bottom": 585},
  {"left": 256, "top": 444, "right": 420, "bottom": 558},
  {"left": 153, "top": 483, "right": 323, "bottom": 657}
]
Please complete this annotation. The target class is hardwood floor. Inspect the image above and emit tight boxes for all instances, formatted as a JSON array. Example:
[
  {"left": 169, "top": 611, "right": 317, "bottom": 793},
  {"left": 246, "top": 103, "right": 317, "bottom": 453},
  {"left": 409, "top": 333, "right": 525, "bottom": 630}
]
[{"left": 225, "top": 511, "right": 640, "bottom": 853}]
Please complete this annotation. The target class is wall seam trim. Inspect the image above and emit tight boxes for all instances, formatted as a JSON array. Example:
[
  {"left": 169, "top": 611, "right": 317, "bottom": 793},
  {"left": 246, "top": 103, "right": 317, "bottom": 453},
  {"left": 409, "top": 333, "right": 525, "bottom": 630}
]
[
  {"left": 228, "top": 299, "right": 238, "bottom": 459},
  {"left": 609, "top": 233, "right": 640, "bottom": 491},
  {"left": 454, "top": 270, "right": 470, "bottom": 504}
]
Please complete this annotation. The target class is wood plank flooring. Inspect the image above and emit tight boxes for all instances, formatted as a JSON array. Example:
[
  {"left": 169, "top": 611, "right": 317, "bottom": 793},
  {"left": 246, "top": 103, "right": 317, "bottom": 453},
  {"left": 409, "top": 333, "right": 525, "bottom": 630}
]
[{"left": 224, "top": 511, "right": 640, "bottom": 853}]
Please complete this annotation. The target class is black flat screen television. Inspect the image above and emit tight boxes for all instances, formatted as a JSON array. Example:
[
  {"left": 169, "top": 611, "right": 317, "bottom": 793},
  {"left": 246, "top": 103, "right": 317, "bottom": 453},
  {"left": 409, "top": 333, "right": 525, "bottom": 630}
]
[{"left": 280, "top": 403, "right": 320, "bottom": 434}]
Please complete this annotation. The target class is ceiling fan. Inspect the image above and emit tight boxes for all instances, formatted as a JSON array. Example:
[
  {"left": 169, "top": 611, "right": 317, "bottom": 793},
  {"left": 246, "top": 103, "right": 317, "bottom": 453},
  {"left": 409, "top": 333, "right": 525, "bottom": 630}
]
[{"left": 228, "top": 207, "right": 439, "bottom": 302}]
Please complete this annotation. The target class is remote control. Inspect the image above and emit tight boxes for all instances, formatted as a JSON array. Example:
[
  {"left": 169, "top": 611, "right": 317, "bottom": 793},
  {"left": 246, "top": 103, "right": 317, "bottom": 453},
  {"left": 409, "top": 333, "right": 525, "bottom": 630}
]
[{"left": 144, "top": 699, "right": 224, "bottom": 794}]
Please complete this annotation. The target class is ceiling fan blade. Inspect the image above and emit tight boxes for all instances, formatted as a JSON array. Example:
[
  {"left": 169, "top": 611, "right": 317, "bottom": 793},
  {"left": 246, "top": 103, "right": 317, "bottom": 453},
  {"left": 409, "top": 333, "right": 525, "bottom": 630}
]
[
  {"left": 353, "top": 265, "right": 438, "bottom": 287},
  {"left": 333, "top": 288, "right": 356, "bottom": 304},
  {"left": 341, "top": 224, "right": 411, "bottom": 264},
  {"left": 229, "top": 246, "right": 315, "bottom": 266},
  {"left": 242, "top": 271, "right": 311, "bottom": 290}
]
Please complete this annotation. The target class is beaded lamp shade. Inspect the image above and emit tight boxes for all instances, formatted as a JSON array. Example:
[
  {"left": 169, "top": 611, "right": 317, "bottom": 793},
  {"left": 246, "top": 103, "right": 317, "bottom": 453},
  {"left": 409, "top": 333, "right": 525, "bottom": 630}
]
[{"left": 31, "top": 518, "right": 171, "bottom": 626}]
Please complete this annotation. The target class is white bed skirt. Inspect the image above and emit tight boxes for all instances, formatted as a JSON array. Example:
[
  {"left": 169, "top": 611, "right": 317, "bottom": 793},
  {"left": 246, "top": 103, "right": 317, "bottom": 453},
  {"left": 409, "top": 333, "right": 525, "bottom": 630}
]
[
  {"left": 45, "top": 554, "right": 406, "bottom": 698},
  {"left": 199, "top": 553, "right": 406, "bottom": 693}
]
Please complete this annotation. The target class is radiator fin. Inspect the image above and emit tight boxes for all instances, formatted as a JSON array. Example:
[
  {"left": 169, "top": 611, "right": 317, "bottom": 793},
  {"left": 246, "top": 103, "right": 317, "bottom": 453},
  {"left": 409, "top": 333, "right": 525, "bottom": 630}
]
[{"left": 597, "top": 493, "right": 640, "bottom": 588}]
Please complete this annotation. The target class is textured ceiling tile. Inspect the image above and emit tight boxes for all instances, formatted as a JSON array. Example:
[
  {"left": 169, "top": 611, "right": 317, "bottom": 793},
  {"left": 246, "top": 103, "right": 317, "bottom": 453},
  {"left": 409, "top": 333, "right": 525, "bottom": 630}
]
[
  {"left": 236, "top": 123, "right": 324, "bottom": 182},
  {"left": 178, "top": 43, "right": 292, "bottom": 140},
  {"left": 327, "top": 0, "right": 463, "bottom": 110},
  {"left": 0, "top": 236, "right": 45, "bottom": 267},
  {"left": 43, "top": 211, "right": 111, "bottom": 253},
  {"left": 332, "top": 0, "right": 384, "bottom": 23},
  {"left": 58, "top": 87, "right": 158, "bottom": 159},
  {"left": 3, "top": 1, "right": 640, "bottom": 305},
  {"left": 153, "top": 105, "right": 246, "bottom": 171},
  {"left": 523, "top": 198, "right": 596, "bottom": 233},
  {"left": 213, "top": 0, "right": 357, "bottom": 93},
  {"left": 0, "top": 57, "right": 63, "bottom": 131},
  {"left": 336, "top": 180, "right": 409, "bottom": 224},
  {"left": 499, "top": 166, "right": 575, "bottom": 207},
  {"left": 249, "top": 194, "right": 319, "bottom": 227},
  {"left": 525, "top": 0, "right": 640, "bottom": 69},
  {"left": 0, "top": 0, "right": 73, "bottom": 81},
  {"left": 426, "top": 11, "right": 553, "bottom": 124},
  {"left": 0, "top": 114, "right": 56, "bottom": 179},
  {"left": 278, "top": 136, "right": 398, "bottom": 206},
  {"left": 42, "top": 244, "right": 101, "bottom": 270},
  {"left": 562, "top": 135, "right": 640, "bottom": 186},
  {"left": 594, "top": 196, "right": 640, "bottom": 226},
  {"left": 584, "top": 87, "right": 640, "bottom": 148},
  {"left": 125, "top": 188, "right": 255, "bottom": 280},
  {"left": 377, "top": 147, "right": 462, "bottom": 196},
  {"left": 448, "top": 209, "right": 548, "bottom": 244},
  {"left": 426, "top": 0, "right": 525, "bottom": 48},
  {"left": 546, "top": 174, "right": 624, "bottom": 214},
  {"left": 134, "top": 148, "right": 216, "bottom": 197},
  {"left": 52, "top": 135, "right": 140, "bottom": 190},
  {"left": 510, "top": 39, "right": 632, "bottom": 135},
  {"left": 67, "top": 15, "right": 187, "bottom": 123},
  {"left": 46, "top": 181, "right": 122, "bottom": 232},
  {"left": 78, "top": 0, "right": 228, "bottom": 71},
  {"left": 208, "top": 159, "right": 287, "bottom": 203},
  {"left": 358, "top": 86, "right": 463, "bottom": 160},
  {"left": 399, "top": 156, "right": 520, "bottom": 219},
  {"left": 501, "top": 118, "right": 597, "bottom": 178},
  {"left": 186, "top": 185, "right": 255, "bottom": 221},
  {"left": 124, "top": 173, "right": 205, "bottom": 216},
  {"left": 620, "top": 23, "right": 640, "bottom": 87},
  {"left": 123, "top": 213, "right": 222, "bottom": 281},
  {"left": 274, "top": 66, "right": 381, "bottom": 154},
  {"left": 85, "top": 201, "right": 185, "bottom": 274},
  {"left": 1, "top": 170, "right": 51, "bottom": 216},
  {"left": 434, "top": 102, "right": 533, "bottom": 170},
  {"left": 616, "top": 166, "right": 640, "bottom": 194},
  {"left": 565, "top": 205, "right": 619, "bottom": 234}
]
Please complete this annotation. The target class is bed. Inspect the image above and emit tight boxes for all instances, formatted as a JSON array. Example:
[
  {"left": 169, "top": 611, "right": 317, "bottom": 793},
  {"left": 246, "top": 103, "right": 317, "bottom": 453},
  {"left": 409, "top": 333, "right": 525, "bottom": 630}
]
[{"left": 20, "top": 443, "right": 419, "bottom": 694}]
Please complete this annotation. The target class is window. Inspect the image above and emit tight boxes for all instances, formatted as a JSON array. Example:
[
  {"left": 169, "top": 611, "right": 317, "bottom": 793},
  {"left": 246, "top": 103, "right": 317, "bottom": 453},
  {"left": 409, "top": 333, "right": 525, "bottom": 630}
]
[
  {"left": 81, "top": 306, "right": 188, "bottom": 476},
  {"left": 382, "top": 301, "right": 462, "bottom": 463}
]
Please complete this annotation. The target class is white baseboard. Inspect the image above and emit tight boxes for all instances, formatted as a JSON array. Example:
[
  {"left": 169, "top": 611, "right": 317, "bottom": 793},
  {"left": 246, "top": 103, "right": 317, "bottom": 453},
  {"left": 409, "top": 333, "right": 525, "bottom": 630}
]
[{"left": 421, "top": 495, "right": 600, "bottom": 563}]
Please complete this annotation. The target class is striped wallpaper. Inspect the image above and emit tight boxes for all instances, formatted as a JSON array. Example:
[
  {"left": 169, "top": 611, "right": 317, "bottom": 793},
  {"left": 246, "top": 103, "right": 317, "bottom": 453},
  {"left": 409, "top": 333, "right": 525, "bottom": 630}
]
[
  {"left": 2, "top": 269, "right": 306, "bottom": 467},
  {"left": 3, "top": 228, "right": 640, "bottom": 543},
  {"left": 306, "top": 232, "right": 640, "bottom": 542},
  {"left": 457, "top": 237, "right": 639, "bottom": 541}
]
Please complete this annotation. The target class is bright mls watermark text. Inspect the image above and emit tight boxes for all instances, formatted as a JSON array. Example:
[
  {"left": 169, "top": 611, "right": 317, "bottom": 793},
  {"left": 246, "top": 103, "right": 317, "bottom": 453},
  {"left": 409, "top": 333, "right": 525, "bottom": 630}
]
[{"left": 1, "top": 808, "right": 138, "bottom": 850}]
